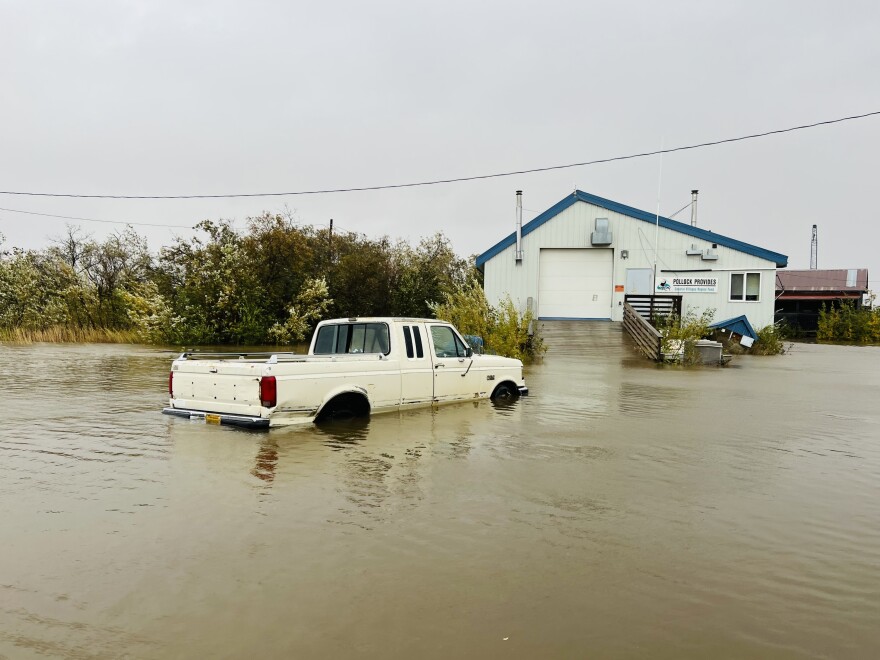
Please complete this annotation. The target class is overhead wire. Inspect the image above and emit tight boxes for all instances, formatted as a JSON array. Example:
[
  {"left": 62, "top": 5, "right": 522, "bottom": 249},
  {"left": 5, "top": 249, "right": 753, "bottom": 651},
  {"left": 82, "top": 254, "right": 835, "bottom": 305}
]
[
  {"left": 0, "top": 109, "right": 878, "bottom": 200},
  {"left": 667, "top": 201, "right": 693, "bottom": 219},
  {"left": 0, "top": 206, "right": 196, "bottom": 229}
]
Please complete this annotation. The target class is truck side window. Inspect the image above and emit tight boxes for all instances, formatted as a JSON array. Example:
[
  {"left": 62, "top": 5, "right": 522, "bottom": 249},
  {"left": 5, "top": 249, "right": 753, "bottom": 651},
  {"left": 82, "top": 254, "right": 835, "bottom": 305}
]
[
  {"left": 365, "top": 324, "right": 390, "bottom": 354},
  {"left": 430, "top": 326, "right": 466, "bottom": 358},
  {"left": 403, "top": 326, "right": 414, "bottom": 358},
  {"left": 412, "top": 326, "right": 424, "bottom": 358}
]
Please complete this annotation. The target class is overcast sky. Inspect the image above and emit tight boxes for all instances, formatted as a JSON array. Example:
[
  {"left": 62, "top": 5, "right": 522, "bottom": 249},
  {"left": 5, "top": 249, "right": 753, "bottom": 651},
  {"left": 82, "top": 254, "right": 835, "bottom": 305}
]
[{"left": 2, "top": 0, "right": 879, "bottom": 288}]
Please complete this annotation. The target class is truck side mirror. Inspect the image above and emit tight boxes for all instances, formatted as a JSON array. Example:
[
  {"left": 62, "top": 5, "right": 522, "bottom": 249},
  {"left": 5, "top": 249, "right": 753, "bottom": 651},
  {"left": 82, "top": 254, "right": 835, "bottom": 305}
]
[{"left": 465, "top": 347, "right": 473, "bottom": 357}]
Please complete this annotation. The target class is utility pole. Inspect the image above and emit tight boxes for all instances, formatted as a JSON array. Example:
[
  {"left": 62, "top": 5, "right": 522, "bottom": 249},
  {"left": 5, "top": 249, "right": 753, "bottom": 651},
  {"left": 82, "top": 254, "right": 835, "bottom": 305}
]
[{"left": 328, "top": 219, "right": 334, "bottom": 276}]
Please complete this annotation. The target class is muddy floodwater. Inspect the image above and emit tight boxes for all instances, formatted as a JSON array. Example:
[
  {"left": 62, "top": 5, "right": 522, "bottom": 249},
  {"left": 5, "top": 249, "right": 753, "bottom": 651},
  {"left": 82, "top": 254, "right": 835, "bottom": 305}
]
[{"left": 1, "top": 323, "right": 879, "bottom": 659}]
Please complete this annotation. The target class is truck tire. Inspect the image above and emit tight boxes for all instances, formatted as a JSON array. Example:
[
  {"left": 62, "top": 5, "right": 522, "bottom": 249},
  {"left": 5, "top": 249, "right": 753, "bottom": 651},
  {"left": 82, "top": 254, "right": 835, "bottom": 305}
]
[
  {"left": 316, "top": 393, "right": 370, "bottom": 423},
  {"left": 490, "top": 383, "right": 519, "bottom": 401}
]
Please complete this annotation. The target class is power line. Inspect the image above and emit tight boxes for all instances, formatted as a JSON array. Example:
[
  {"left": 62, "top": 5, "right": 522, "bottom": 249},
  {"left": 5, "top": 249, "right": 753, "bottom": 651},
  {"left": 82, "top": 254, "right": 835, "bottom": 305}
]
[
  {"left": 667, "top": 201, "right": 693, "bottom": 219},
  {"left": 0, "top": 206, "right": 195, "bottom": 229},
  {"left": 0, "top": 204, "right": 363, "bottom": 234},
  {"left": 1, "top": 110, "right": 878, "bottom": 200}
]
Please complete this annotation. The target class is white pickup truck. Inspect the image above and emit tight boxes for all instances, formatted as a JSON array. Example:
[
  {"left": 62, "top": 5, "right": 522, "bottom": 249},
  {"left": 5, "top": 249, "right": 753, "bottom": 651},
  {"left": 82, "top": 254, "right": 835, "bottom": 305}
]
[{"left": 162, "top": 317, "right": 528, "bottom": 428}]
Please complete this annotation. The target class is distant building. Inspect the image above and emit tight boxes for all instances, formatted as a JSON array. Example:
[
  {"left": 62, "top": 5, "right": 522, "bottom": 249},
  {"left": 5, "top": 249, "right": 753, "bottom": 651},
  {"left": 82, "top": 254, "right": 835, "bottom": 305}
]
[
  {"left": 775, "top": 269, "right": 870, "bottom": 333},
  {"left": 476, "top": 190, "right": 788, "bottom": 330}
]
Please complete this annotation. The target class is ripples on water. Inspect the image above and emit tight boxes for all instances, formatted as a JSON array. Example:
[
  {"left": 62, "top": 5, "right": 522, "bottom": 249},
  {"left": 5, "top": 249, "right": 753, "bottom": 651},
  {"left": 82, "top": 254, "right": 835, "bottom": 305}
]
[{"left": 1, "top": 331, "right": 879, "bottom": 658}]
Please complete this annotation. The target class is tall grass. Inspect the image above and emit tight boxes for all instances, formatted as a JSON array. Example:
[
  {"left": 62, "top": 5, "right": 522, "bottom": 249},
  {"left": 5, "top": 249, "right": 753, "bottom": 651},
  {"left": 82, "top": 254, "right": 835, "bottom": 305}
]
[{"left": 0, "top": 326, "right": 140, "bottom": 344}]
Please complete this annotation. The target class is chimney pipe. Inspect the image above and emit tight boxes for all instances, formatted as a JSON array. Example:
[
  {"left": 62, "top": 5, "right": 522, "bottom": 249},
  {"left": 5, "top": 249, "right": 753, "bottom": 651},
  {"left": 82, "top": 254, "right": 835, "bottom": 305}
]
[
  {"left": 515, "top": 190, "right": 523, "bottom": 262},
  {"left": 690, "top": 190, "right": 699, "bottom": 227},
  {"left": 810, "top": 224, "right": 818, "bottom": 269}
]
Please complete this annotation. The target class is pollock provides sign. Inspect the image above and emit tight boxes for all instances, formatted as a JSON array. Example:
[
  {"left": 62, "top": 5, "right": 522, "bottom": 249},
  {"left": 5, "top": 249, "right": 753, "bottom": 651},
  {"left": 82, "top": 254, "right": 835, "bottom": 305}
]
[{"left": 655, "top": 276, "right": 718, "bottom": 293}]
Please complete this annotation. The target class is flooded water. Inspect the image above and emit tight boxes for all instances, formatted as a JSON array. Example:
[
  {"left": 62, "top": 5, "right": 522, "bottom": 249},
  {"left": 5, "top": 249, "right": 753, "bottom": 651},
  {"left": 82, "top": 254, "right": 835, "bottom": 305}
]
[{"left": 1, "top": 323, "right": 879, "bottom": 659}]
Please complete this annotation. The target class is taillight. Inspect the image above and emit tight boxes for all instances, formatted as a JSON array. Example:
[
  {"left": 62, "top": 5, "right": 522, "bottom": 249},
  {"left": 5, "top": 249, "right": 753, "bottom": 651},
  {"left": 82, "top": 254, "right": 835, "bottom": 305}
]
[
  {"left": 260, "top": 376, "right": 277, "bottom": 408},
  {"left": 168, "top": 371, "right": 174, "bottom": 396}
]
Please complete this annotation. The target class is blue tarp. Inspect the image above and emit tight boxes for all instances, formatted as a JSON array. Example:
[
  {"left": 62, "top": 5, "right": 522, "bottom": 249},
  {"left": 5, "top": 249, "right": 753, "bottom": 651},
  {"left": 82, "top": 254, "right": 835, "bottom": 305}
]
[{"left": 709, "top": 315, "right": 757, "bottom": 341}]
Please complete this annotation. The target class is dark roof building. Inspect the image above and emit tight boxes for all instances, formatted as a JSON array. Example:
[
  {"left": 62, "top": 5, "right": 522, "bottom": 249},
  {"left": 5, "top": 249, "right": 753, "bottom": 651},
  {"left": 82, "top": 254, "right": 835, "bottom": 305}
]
[{"left": 775, "top": 268, "right": 870, "bottom": 333}]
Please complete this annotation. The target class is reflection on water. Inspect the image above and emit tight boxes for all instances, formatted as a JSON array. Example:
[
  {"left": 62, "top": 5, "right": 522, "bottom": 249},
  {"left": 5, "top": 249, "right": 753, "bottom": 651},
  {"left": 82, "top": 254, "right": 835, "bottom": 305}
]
[
  {"left": 2, "top": 331, "right": 880, "bottom": 658},
  {"left": 315, "top": 416, "right": 373, "bottom": 450},
  {"left": 251, "top": 438, "right": 279, "bottom": 484}
]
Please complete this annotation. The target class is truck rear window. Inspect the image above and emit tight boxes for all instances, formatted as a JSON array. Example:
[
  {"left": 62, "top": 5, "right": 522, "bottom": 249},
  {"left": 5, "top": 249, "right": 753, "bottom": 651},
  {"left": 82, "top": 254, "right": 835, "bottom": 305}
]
[{"left": 314, "top": 323, "right": 390, "bottom": 355}]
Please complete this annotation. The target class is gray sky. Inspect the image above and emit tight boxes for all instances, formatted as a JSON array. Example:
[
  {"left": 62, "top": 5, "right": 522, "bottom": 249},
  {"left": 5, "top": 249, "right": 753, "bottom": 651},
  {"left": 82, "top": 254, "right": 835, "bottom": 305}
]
[{"left": 2, "top": 0, "right": 879, "bottom": 288}]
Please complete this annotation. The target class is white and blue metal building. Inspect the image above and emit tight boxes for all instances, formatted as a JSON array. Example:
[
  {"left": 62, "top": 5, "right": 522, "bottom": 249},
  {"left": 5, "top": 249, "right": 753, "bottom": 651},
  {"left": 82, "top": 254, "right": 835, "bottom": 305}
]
[{"left": 475, "top": 190, "right": 788, "bottom": 329}]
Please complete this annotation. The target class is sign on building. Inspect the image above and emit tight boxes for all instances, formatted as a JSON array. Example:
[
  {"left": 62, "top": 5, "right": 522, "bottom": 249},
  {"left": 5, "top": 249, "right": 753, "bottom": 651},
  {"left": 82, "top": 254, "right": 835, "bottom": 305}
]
[{"left": 655, "top": 276, "right": 718, "bottom": 294}]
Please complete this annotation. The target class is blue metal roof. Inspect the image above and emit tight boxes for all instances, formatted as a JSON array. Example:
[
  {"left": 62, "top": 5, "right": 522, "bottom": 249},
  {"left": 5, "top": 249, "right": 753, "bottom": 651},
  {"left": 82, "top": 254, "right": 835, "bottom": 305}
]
[
  {"left": 709, "top": 315, "right": 758, "bottom": 340},
  {"left": 475, "top": 190, "right": 789, "bottom": 268}
]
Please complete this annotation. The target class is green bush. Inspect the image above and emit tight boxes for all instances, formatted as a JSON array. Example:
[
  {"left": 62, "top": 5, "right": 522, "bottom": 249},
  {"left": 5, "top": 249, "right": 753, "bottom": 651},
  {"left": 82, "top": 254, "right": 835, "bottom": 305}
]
[
  {"left": 1, "top": 218, "right": 482, "bottom": 346},
  {"left": 818, "top": 300, "right": 880, "bottom": 344},
  {"left": 267, "top": 277, "right": 333, "bottom": 344},
  {"left": 429, "top": 277, "right": 545, "bottom": 363},
  {"left": 751, "top": 323, "right": 788, "bottom": 355},
  {"left": 654, "top": 308, "right": 715, "bottom": 365}
]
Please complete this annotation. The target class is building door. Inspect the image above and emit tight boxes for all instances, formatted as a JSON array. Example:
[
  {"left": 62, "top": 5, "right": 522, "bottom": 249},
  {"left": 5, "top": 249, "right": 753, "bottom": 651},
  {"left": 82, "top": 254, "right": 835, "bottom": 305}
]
[{"left": 538, "top": 248, "right": 613, "bottom": 319}]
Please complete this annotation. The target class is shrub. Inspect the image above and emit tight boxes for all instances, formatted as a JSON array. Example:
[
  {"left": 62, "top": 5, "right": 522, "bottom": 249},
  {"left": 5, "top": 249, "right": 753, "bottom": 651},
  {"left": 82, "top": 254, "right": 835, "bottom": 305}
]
[
  {"left": 429, "top": 277, "right": 545, "bottom": 363},
  {"left": 121, "top": 281, "right": 175, "bottom": 343},
  {"left": 818, "top": 301, "right": 880, "bottom": 344},
  {"left": 267, "top": 277, "right": 334, "bottom": 344},
  {"left": 751, "top": 323, "right": 788, "bottom": 355},
  {"left": 654, "top": 308, "right": 715, "bottom": 365}
]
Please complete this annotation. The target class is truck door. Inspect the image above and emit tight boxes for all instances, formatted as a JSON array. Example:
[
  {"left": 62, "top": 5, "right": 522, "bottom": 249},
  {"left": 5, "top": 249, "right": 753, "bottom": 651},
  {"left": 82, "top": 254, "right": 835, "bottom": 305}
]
[
  {"left": 427, "top": 324, "right": 479, "bottom": 402},
  {"left": 399, "top": 323, "right": 434, "bottom": 407}
]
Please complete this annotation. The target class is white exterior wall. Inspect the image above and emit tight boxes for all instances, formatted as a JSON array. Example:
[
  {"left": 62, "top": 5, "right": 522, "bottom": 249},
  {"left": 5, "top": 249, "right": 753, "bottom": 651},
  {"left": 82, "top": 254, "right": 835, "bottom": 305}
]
[{"left": 483, "top": 200, "right": 779, "bottom": 328}]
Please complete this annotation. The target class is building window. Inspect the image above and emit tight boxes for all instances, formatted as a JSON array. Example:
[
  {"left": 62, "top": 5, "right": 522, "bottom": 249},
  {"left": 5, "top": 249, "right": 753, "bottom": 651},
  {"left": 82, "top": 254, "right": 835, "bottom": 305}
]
[{"left": 730, "top": 272, "right": 761, "bottom": 302}]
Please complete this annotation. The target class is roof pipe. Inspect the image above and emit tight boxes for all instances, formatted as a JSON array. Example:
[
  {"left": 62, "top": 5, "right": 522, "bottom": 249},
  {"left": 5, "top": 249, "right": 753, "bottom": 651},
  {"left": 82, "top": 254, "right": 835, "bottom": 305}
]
[
  {"left": 515, "top": 190, "right": 523, "bottom": 262},
  {"left": 690, "top": 189, "right": 699, "bottom": 227}
]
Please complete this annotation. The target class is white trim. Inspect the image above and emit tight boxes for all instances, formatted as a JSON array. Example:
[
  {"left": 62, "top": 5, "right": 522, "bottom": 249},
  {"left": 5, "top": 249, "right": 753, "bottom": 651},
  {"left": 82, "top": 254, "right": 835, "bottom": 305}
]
[{"left": 729, "top": 272, "right": 762, "bottom": 302}]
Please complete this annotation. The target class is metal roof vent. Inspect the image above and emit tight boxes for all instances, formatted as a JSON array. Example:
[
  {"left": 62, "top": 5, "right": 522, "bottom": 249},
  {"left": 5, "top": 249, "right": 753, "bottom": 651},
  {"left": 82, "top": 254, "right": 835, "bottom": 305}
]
[{"left": 591, "top": 217, "right": 612, "bottom": 246}]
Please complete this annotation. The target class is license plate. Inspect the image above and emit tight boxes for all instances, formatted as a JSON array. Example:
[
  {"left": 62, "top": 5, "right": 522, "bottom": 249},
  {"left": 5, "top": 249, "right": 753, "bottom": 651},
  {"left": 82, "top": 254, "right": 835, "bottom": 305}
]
[{"left": 205, "top": 414, "right": 221, "bottom": 425}]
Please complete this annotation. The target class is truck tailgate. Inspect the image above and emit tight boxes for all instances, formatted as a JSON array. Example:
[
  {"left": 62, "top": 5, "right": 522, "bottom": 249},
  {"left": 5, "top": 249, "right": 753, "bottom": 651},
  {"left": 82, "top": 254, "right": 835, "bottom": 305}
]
[{"left": 170, "top": 361, "right": 265, "bottom": 417}]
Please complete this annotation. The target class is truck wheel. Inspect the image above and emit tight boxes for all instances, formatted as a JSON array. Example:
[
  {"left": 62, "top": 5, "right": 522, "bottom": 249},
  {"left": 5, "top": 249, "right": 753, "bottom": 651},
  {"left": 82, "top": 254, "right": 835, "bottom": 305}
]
[
  {"left": 316, "top": 393, "right": 370, "bottom": 423},
  {"left": 491, "top": 383, "right": 519, "bottom": 401},
  {"left": 324, "top": 405, "right": 355, "bottom": 421}
]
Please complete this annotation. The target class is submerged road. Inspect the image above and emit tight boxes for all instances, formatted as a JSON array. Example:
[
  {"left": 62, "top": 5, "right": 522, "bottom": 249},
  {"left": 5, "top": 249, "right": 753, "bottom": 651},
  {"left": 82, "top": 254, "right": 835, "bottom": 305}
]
[{"left": 1, "top": 324, "right": 879, "bottom": 658}]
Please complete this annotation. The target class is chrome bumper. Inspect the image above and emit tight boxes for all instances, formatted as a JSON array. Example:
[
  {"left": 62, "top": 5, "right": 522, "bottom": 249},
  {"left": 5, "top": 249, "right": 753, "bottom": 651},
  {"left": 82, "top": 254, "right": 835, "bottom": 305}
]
[
  {"left": 162, "top": 407, "right": 270, "bottom": 430},
  {"left": 518, "top": 386, "right": 529, "bottom": 396}
]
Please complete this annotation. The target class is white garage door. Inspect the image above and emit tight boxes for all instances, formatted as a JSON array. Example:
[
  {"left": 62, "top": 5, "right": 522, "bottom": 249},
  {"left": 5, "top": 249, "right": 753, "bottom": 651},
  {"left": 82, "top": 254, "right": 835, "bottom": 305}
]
[{"left": 538, "top": 249, "right": 613, "bottom": 319}]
